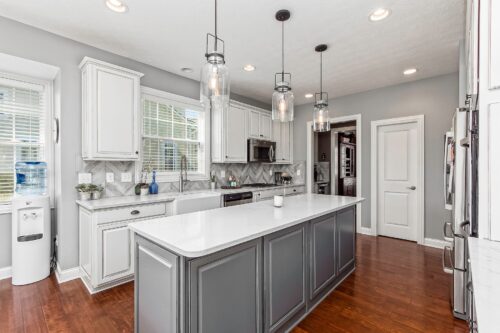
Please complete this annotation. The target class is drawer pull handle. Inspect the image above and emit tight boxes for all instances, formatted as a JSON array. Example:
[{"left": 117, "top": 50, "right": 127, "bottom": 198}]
[{"left": 131, "top": 210, "right": 140, "bottom": 215}]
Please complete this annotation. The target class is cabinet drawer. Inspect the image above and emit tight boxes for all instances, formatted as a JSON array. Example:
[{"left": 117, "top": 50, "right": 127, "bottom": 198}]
[
  {"left": 286, "top": 186, "right": 305, "bottom": 196},
  {"left": 95, "top": 203, "right": 166, "bottom": 224}
]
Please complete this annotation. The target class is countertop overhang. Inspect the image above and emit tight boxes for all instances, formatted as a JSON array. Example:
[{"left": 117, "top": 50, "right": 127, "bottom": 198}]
[
  {"left": 468, "top": 237, "right": 500, "bottom": 333},
  {"left": 129, "top": 194, "right": 363, "bottom": 258}
]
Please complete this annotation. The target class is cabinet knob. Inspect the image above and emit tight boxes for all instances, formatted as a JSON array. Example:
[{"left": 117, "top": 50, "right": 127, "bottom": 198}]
[
  {"left": 135, "top": 151, "right": 139, "bottom": 155},
  {"left": 131, "top": 210, "right": 140, "bottom": 215},
  {"left": 260, "top": 134, "right": 263, "bottom": 137}
]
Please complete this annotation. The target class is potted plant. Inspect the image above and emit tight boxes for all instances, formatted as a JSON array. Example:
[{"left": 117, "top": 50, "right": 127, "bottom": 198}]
[
  {"left": 210, "top": 173, "right": 217, "bottom": 190},
  {"left": 75, "top": 183, "right": 92, "bottom": 200},
  {"left": 89, "top": 184, "right": 104, "bottom": 200}
]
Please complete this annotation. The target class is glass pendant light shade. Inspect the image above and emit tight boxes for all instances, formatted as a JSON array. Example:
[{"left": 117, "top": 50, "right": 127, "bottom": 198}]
[
  {"left": 200, "top": 0, "right": 229, "bottom": 111},
  {"left": 312, "top": 44, "right": 331, "bottom": 132},
  {"left": 272, "top": 81, "right": 294, "bottom": 122},
  {"left": 313, "top": 102, "right": 330, "bottom": 132},
  {"left": 200, "top": 56, "right": 230, "bottom": 110},
  {"left": 272, "top": 9, "right": 294, "bottom": 122}
]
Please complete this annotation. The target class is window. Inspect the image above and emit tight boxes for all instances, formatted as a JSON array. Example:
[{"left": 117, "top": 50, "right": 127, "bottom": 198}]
[
  {"left": 141, "top": 87, "right": 209, "bottom": 181},
  {"left": 0, "top": 74, "right": 48, "bottom": 203}
]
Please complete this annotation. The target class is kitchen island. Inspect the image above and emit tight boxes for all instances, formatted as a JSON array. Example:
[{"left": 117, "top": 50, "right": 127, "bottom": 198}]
[{"left": 129, "top": 194, "right": 363, "bottom": 333}]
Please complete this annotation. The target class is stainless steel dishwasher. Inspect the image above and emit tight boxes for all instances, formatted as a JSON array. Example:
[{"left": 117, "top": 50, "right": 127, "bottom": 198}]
[{"left": 223, "top": 192, "right": 253, "bottom": 207}]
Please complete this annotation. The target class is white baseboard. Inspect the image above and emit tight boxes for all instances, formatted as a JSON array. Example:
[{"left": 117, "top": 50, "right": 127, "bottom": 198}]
[
  {"left": 357, "top": 227, "right": 373, "bottom": 235},
  {"left": 424, "top": 238, "right": 451, "bottom": 249},
  {"left": 55, "top": 263, "right": 80, "bottom": 283},
  {"left": 0, "top": 266, "right": 12, "bottom": 280}
]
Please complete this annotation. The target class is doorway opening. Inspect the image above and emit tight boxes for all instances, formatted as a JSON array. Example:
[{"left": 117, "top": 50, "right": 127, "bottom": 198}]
[{"left": 306, "top": 114, "right": 362, "bottom": 233}]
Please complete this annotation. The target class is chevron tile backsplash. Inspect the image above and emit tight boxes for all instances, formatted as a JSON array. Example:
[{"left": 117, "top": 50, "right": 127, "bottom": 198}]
[{"left": 80, "top": 160, "right": 305, "bottom": 198}]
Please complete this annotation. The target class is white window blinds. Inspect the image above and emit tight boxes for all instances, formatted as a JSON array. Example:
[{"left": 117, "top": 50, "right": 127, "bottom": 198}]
[
  {"left": 0, "top": 77, "right": 46, "bottom": 202},
  {"left": 142, "top": 96, "right": 205, "bottom": 175}
]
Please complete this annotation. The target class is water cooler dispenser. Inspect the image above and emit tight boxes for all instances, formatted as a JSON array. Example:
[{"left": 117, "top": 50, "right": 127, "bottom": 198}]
[{"left": 11, "top": 162, "right": 51, "bottom": 285}]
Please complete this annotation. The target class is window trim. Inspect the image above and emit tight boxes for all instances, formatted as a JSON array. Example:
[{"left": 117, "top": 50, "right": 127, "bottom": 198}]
[
  {"left": 137, "top": 86, "right": 211, "bottom": 183},
  {"left": 0, "top": 71, "right": 54, "bottom": 211}
]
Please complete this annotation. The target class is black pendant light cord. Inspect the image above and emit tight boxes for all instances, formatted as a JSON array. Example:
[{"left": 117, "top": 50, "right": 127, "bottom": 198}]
[
  {"left": 281, "top": 21, "right": 285, "bottom": 81},
  {"left": 320, "top": 51, "right": 323, "bottom": 94},
  {"left": 214, "top": 0, "right": 218, "bottom": 52}
]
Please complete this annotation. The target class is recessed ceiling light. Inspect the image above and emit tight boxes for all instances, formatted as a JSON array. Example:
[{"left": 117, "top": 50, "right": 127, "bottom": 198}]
[
  {"left": 305, "top": 93, "right": 314, "bottom": 98},
  {"left": 243, "top": 64, "right": 256, "bottom": 72},
  {"left": 181, "top": 67, "right": 194, "bottom": 73},
  {"left": 403, "top": 68, "right": 418, "bottom": 76},
  {"left": 369, "top": 8, "right": 391, "bottom": 22},
  {"left": 105, "top": 0, "right": 128, "bottom": 13}
]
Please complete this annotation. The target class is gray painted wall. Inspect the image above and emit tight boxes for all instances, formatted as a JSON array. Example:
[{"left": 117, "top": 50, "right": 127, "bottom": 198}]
[
  {"left": 293, "top": 73, "right": 458, "bottom": 239},
  {"left": 0, "top": 16, "right": 268, "bottom": 271}
]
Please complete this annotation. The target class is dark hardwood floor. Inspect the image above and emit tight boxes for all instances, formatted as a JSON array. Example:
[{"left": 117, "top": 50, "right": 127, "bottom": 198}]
[{"left": 0, "top": 235, "right": 467, "bottom": 333}]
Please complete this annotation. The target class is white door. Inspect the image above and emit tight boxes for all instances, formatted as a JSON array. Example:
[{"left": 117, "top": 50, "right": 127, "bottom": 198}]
[{"left": 377, "top": 122, "right": 419, "bottom": 241}]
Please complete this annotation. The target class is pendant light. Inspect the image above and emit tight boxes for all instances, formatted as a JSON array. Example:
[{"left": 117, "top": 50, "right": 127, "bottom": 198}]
[
  {"left": 272, "top": 9, "right": 294, "bottom": 122},
  {"left": 200, "top": 0, "right": 230, "bottom": 110},
  {"left": 313, "top": 44, "right": 330, "bottom": 132}
]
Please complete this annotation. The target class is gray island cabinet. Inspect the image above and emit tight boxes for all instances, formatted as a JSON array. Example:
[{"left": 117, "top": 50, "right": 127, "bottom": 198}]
[{"left": 130, "top": 194, "right": 363, "bottom": 333}]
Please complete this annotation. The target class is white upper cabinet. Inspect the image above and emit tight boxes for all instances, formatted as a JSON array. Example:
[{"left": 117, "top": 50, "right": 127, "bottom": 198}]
[
  {"left": 272, "top": 120, "right": 293, "bottom": 164},
  {"left": 248, "top": 108, "right": 272, "bottom": 140},
  {"left": 211, "top": 101, "right": 248, "bottom": 163},
  {"left": 465, "top": 0, "right": 480, "bottom": 96},
  {"left": 80, "top": 57, "right": 143, "bottom": 160}
]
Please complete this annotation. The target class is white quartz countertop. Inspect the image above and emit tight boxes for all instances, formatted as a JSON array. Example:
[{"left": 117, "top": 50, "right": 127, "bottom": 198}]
[
  {"left": 76, "top": 183, "right": 305, "bottom": 211},
  {"left": 468, "top": 237, "right": 500, "bottom": 333},
  {"left": 129, "top": 194, "right": 363, "bottom": 258}
]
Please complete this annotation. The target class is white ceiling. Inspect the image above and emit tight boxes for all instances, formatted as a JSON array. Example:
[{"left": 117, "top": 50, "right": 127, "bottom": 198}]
[{"left": 0, "top": 0, "right": 465, "bottom": 105}]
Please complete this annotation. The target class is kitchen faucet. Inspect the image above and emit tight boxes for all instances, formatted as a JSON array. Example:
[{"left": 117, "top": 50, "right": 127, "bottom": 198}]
[{"left": 179, "top": 154, "right": 188, "bottom": 192}]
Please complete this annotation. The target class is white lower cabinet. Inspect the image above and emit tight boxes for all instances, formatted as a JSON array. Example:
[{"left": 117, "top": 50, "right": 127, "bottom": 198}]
[
  {"left": 98, "top": 222, "right": 133, "bottom": 285},
  {"left": 79, "top": 201, "right": 171, "bottom": 293}
]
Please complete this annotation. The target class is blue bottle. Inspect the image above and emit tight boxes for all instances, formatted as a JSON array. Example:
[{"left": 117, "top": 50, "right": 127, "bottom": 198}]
[{"left": 149, "top": 170, "right": 159, "bottom": 194}]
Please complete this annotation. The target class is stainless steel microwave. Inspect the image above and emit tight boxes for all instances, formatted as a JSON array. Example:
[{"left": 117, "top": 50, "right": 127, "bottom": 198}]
[{"left": 248, "top": 139, "right": 276, "bottom": 162}]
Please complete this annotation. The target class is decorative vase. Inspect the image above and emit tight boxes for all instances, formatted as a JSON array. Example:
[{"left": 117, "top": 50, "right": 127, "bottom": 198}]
[
  {"left": 134, "top": 183, "right": 142, "bottom": 195},
  {"left": 79, "top": 192, "right": 91, "bottom": 200},
  {"left": 140, "top": 187, "right": 149, "bottom": 196},
  {"left": 91, "top": 191, "right": 102, "bottom": 200},
  {"left": 149, "top": 170, "right": 159, "bottom": 194},
  {"left": 210, "top": 182, "right": 216, "bottom": 190}
]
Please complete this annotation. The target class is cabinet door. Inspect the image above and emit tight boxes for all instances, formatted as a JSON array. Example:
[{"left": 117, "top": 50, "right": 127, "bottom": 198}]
[
  {"left": 280, "top": 122, "right": 291, "bottom": 162},
  {"left": 260, "top": 112, "right": 272, "bottom": 139},
  {"left": 249, "top": 109, "right": 261, "bottom": 138},
  {"left": 272, "top": 121, "right": 283, "bottom": 161},
  {"left": 336, "top": 207, "right": 356, "bottom": 276},
  {"left": 97, "top": 222, "right": 133, "bottom": 284},
  {"left": 135, "top": 236, "right": 178, "bottom": 333},
  {"left": 225, "top": 104, "right": 248, "bottom": 162},
  {"left": 309, "top": 214, "right": 336, "bottom": 300},
  {"left": 264, "top": 224, "right": 306, "bottom": 333},
  {"left": 95, "top": 67, "right": 139, "bottom": 159},
  {"left": 188, "top": 239, "right": 262, "bottom": 333}
]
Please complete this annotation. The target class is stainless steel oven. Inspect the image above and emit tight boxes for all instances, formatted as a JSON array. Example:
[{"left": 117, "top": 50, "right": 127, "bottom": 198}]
[
  {"left": 248, "top": 139, "right": 276, "bottom": 162},
  {"left": 223, "top": 192, "right": 253, "bottom": 207}
]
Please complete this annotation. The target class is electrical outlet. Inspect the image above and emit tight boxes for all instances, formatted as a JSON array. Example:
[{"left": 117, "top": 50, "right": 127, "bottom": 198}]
[
  {"left": 78, "top": 173, "right": 92, "bottom": 184},
  {"left": 269, "top": 170, "right": 273, "bottom": 176},
  {"left": 121, "top": 172, "right": 132, "bottom": 182},
  {"left": 220, "top": 170, "right": 225, "bottom": 178},
  {"left": 297, "top": 169, "right": 301, "bottom": 176},
  {"left": 106, "top": 172, "right": 114, "bottom": 183}
]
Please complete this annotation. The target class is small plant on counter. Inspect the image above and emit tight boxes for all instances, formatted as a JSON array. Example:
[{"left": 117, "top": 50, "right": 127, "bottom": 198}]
[
  {"left": 75, "top": 183, "right": 92, "bottom": 200},
  {"left": 89, "top": 184, "right": 104, "bottom": 200},
  {"left": 210, "top": 172, "right": 217, "bottom": 190}
]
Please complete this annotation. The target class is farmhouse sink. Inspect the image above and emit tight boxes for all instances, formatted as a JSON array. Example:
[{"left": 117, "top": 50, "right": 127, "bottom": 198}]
[{"left": 172, "top": 192, "right": 221, "bottom": 215}]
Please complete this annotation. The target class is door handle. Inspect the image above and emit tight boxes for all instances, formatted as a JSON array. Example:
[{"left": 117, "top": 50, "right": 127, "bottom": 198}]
[{"left": 407, "top": 186, "right": 416, "bottom": 190}]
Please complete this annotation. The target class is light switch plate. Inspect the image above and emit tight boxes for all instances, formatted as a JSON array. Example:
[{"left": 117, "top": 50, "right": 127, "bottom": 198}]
[
  {"left": 106, "top": 172, "right": 114, "bottom": 183},
  {"left": 297, "top": 170, "right": 301, "bottom": 176},
  {"left": 220, "top": 170, "right": 225, "bottom": 178},
  {"left": 269, "top": 170, "right": 273, "bottom": 176},
  {"left": 121, "top": 172, "right": 132, "bottom": 182},
  {"left": 78, "top": 173, "right": 92, "bottom": 184}
]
